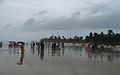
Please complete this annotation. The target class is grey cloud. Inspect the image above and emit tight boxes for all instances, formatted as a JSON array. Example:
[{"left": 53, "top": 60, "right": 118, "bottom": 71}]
[
  {"left": 22, "top": 10, "right": 120, "bottom": 31},
  {"left": 81, "top": 0, "right": 95, "bottom": 5},
  {"left": 71, "top": 12, "right": 81, "bottom": 18},
  {"left": 34, "top": 11, "right": 48, "bottom": 16},
  {"left": 0, "top": 0, "right": 120, "bottom": 41},
  {"left": 88, "top": 1, "right": 114, "bottom": 15},
  {"left": 0, "top": 0, "right": 3, "bottom": 3},
  {"left": 23, "top": 11, "right": 50, "bottom": 31},
  {"left": 2, "top": 24, "right": 12, "bottom": 29},
  {"left": 38, "top": 11, "right": 48, "bottom": 15},
  {"left": 0, "top": 24, "right": 12, "bottom": 29},
  {"left": 0, "top": 0, "right": 3, "bottom": 5},
  {"left": 79, "top": 11, "right": 120, "bottom": 29}
]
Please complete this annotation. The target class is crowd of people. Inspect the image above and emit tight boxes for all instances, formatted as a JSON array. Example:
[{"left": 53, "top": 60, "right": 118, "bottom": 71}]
[
  {"left": 88, "top": 42, "right": 104, "bottom": 52},
  {"left": 31, "top": 41, "right": 45, "bottom": 50},
  {"left": 52, "top": 42, "right": 64, "bottom": 50}
]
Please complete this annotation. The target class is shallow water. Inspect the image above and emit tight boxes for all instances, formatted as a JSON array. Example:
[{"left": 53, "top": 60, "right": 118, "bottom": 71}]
[{"left": 0, "top": 44, "right": 120, "bottom": 75}]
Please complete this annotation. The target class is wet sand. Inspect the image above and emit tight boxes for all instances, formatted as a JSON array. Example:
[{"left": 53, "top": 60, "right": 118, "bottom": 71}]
[
  {"left": 0, "top": 45, "right": 120, "bottom": 75},
  {"left": 63, "top": 43, "right": 120, "bottom": 48}
]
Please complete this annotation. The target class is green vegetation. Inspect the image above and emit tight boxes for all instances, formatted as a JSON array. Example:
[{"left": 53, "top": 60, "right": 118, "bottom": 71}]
[{"left": 41, "top": 30, "right": 120, "bottom": 45}]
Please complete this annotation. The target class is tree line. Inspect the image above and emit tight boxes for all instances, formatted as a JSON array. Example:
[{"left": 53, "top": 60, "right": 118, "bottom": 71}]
[
  {"left": 85, "top": 30, "right": 120, "bottom": 45},
  {"left": 41, "top": 30, "right": 120, "bottom": 45},
  {"left": 41, "top": 35, "right": 84, "bottom": 43}
]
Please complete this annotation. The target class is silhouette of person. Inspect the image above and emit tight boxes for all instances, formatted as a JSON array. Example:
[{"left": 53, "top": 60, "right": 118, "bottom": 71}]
[
  {"left": 88, "top": 43, "right": 91, "bottom": 51},
  {"left": 0, "top": 42, "right": 2, "bottom": 48},
  {"left": 21, "top": 44, "right": 25, "bottom": 54},
  {"left": 40, "top": 41, "right": 44, "bottom": 50},
  {"left": 52, "top": 43, "right": 56, "bottom": 50},
  {"left": 62, "top": 42, "right": 64, "bottom": 48},
  {"left": 37, "top": 42, "right": 40, "bottom": 49},
  {"left": 33, "top": 42, "right": 35, "bottom": 48}
]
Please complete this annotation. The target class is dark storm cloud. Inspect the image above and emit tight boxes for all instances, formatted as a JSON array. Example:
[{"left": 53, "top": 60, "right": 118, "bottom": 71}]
[
  {"left": 88, "top": 0, "right": 115, "bottom": 15},
  {"left": 80, "top": 11, "right": 120, "bottom": 29},
  {"left": 0, "top": 0, "right": 120, "bottom": 41},
  {"left": 22, "top": 9, "right": 120, "bottom": 31}
]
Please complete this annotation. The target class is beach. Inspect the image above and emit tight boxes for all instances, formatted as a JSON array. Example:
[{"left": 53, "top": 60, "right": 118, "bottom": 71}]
[{"left": 0, "top": 44, "right": 120, "bottom": 75}]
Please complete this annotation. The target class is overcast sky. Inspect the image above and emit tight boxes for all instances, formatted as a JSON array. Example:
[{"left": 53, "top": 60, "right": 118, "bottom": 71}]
[{"left": 0, "top": 0, "right": 120, "bottom": 41}]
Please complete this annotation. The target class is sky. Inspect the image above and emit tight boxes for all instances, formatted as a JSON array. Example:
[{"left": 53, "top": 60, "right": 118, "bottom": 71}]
[{"left": 0, "top": 0, "right": 120, "bottom": 41}]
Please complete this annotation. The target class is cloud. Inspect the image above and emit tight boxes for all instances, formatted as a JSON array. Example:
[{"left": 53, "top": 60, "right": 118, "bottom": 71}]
[
  {"left": 0, "top": 0, "right": 3, "bottom": 5},
  {"left": 0, "top": 0, "right": 120, "bottom": 41},
  {"left": 22, "top": 9, "right": 120, "bottom": 32},
  {"left": 71, "top": 11, "right": 81, "bottom": 18},
  {"left": 0, "top": 0, "right": 3, "bottom": 3},
  {"left": 86, "top": 1, "right": 115, "bottom": 16},
  {"left": 1, "top": 23, "right": 13, "bottom": 29},
  {"left": 80, "top": 11, "right": 120, "bottom": 29}
]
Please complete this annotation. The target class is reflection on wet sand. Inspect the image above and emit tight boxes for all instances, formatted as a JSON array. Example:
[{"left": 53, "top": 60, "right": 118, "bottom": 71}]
[
  {"left": 88, "top": 51, "right": 92, "bottom": 58},
  {"left": 0, "top": 44, "right": 120, "bottom": 75},
  {"left": 86, "top": 48, "right": 120, "bottom": 62},
  {"left": 52, "top": 47, "right": 60, "bottom": 56},
  {"left": 17, "top": 53, "right": 24, "bottom": 65},
  {"left": 40, "top": 49, "right": 44, "bottom": 60},
  {"left": 62, "top": 48, "right": 65, "bottom": 56},
  {"left": 1, "top": 44, "right": 120, "bottom": 65},
  {"left": 34, "top": 46, "right": 45, "bottom": 60},
  {"left": 29, "top": 45, "right": 120, "bottom": 62}
]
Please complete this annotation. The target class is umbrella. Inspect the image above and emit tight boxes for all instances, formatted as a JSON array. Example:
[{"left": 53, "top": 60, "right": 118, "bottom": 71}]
[{"left": 17, "top": 42, "right": 25, "bottom": 44}]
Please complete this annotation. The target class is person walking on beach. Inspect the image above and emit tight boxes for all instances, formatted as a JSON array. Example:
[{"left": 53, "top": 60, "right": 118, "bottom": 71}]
[
  {"left": 88, "top": 43, "right": 91, "bottom": 51},
  {"left": 52, "top": 42, "right": 56, "bottom": 50},
  {"left": 21, "top": 44, "right": 25, "bottom": 54},
  {"left": 0, "top": 42, "right": 2, "bottom": 48},
  {"left": 62, "top": 42, "right": 64, "bottom": 48},
  {"left": 37, "top": 42, "right": 40, "bottom": 49},
  {"left": 33, "top": 42, "right": 35, "bottom": 48},
  {"left": 40, "top": 41, "right": 44, "bottom": 50}
]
